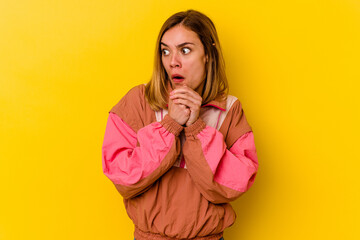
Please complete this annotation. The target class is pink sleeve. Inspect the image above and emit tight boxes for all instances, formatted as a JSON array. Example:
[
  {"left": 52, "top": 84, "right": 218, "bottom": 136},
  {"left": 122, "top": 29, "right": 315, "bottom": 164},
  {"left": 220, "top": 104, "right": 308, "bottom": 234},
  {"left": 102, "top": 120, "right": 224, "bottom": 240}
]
[
  {"left": 183, "top": 118, "right": 258, "bottom": 203},
  {"left": 212, "top": 131, "right": 258, "bottom": 192},
  {"left": 102, "top": 113, "right": 182, "bottom": 199}
]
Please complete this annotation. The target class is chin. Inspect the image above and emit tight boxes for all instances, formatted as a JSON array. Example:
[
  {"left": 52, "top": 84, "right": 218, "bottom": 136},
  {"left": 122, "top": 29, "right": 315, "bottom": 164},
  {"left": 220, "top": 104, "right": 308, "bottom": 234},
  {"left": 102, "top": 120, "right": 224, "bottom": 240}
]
[{"left": 172, "top": 81, "right": 187, "bottom": 87}]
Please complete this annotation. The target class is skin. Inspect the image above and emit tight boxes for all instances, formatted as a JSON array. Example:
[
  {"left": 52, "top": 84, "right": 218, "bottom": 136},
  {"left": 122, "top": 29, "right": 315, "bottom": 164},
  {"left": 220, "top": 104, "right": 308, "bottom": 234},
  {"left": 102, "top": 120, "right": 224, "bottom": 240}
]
[{"left": 160, "top": 25, "right": 208, "bottom": 126}]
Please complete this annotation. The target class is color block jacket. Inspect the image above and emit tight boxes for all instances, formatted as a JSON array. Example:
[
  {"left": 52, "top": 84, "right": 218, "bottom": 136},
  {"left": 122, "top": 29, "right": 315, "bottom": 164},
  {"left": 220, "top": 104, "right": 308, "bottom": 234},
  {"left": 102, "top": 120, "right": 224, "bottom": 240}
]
[{"left": 102, "top": 84, "right": 258, "bottom": 240}]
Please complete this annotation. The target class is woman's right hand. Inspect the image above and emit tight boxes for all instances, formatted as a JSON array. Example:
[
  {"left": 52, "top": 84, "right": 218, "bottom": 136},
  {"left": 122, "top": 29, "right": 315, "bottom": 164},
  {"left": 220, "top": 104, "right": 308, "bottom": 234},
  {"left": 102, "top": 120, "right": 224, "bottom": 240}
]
[{"left": 168, "top": 98, "right": 190, "bottom": 126}]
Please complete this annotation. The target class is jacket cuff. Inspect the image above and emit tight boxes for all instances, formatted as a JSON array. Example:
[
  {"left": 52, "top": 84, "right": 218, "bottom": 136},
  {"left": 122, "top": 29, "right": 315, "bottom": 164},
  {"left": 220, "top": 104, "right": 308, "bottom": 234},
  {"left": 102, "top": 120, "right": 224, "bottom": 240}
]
[
  {"left": 160, "top": 115, "right": 183, "bottom": 136},
  {"left": 184, "top": 117, "right": 206, "bottom": 137}
]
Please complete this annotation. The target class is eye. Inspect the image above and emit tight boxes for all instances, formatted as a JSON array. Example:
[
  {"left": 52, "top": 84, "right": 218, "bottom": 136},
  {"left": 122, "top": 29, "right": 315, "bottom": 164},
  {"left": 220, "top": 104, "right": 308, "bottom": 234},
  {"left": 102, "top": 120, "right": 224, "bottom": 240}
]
[
  {"left": 162, "top": 49, "right": 170, "bottom": 56},
  {"left": 182, "top": 47, "right": 191, "bottom": 54}
]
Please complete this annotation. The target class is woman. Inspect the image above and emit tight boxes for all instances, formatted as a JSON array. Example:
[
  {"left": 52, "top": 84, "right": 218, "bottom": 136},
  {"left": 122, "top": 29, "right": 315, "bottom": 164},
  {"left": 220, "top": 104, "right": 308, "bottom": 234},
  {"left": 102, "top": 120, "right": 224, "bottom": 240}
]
[{"left": 102, "top": 10, "right": 258, "bottom": 240}]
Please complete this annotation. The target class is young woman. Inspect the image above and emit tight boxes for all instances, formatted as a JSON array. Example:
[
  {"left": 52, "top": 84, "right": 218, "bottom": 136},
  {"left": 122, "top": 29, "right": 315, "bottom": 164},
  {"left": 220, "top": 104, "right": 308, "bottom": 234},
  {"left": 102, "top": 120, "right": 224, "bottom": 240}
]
[{"left": 102, "top": 10, "right": 259, "bottom": 240}]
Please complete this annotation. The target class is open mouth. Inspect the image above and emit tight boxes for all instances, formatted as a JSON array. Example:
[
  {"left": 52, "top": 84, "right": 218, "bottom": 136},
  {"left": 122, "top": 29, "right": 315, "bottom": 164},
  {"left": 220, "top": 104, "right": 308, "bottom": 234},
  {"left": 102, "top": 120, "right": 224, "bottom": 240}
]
[{"left": 172, "top": 74, "right": 185, "bottom": 82}]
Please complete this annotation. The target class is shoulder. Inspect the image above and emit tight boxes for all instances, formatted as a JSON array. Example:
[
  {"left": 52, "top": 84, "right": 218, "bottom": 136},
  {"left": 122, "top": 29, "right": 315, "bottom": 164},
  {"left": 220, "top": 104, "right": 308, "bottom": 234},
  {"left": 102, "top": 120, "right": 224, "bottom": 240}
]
[
  {"left": 125, "top": 84, "right": 146, "bottom": 99},
  {"left": 225, "top": 95, "right": 239, "bottom": 111},
  {"left": 219, "top": 94, "right": 243, "bottom": 117},
  {"left": 219, "top": 95, "right": 252, "bottom": 148},
  {"left": 115, "top": 84, "right": 145, "bottom": 104},
  {"left": 110, "top": 84, "right": 145, "bottom": 113},
  {"left": 109, "top": 84, "right": 155, "bottom": 132}
]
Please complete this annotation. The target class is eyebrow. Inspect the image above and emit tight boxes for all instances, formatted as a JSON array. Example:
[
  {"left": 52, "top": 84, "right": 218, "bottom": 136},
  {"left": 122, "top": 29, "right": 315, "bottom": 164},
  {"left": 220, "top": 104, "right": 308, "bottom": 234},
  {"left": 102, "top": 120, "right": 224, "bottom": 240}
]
[{"left": 160, "top": 42, "right": 195, "bottom": 48}]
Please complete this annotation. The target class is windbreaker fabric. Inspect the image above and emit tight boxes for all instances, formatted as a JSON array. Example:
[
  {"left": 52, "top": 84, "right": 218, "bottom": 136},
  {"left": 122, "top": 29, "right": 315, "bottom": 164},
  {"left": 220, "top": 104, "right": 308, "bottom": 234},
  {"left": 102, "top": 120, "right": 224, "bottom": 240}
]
[{"left": 102, "top": 84, "right": 258, "bottom": 240}]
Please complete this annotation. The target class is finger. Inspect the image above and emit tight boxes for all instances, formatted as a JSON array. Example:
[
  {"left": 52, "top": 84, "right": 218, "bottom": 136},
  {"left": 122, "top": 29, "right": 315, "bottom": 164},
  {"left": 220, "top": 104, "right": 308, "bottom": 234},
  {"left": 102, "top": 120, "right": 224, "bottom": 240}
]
[
  {"left": 173, "top": 98, "right": 198, "bottom": 110},
  {"left": 173, "top": 103, "right": 190, "bottom": 115},
  {"left": 170, "top": 87, "right": 202, "bottom": 101},
  {"left": 172, "top": 102, "right": 189, "bottom": 109},
  {"left": 171, "top": 88, "right": 201, "bottom": 101},
  {"left": 170, "top": 90, "right": 202, "bottom": 103},
  {"left": 171, "top": 93, "right": 202, "bottom": 107}
]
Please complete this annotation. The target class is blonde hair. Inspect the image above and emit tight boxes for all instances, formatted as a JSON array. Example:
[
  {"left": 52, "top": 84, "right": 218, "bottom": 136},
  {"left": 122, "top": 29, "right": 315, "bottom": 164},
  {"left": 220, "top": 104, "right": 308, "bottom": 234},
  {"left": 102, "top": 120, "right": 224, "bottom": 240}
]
[{"left": 145, "top": 10, "right": 228, "bottom": 110}]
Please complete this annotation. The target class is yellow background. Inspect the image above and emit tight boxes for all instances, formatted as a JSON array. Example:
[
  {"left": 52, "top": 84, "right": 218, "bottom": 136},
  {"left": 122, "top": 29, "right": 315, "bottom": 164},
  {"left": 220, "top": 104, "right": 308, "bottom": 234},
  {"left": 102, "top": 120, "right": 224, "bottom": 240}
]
[{"left": 1, "top": 0, "right": 359, "bottom": 239}]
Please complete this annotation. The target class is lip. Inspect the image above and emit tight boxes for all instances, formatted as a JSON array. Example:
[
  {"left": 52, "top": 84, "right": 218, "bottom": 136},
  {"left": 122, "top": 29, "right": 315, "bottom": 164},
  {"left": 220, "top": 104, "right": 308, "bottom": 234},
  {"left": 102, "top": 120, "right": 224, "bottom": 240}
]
[{"left": 171, "top": 74, "right": 185, "bottom": 83}]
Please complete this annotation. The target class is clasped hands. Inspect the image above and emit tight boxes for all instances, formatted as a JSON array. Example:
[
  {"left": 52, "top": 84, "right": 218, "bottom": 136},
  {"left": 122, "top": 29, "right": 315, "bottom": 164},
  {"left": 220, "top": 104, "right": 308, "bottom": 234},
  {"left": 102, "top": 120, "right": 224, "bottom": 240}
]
[{"left": 168, "top": 86, "right": 202, "bottom": 127}]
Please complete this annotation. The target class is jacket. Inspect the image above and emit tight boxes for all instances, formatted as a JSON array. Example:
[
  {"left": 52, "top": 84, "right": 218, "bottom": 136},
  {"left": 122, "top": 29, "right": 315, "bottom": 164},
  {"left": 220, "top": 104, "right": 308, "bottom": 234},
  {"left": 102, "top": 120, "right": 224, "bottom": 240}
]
[{"left": 102, "top": 84, "right": 258, "bottom": 240}]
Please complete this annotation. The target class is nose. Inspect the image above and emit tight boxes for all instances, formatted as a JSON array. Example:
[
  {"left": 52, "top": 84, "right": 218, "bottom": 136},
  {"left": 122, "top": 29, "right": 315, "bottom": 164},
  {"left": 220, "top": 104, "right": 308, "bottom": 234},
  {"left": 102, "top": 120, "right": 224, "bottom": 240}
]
[{"left": 170, "top": 52, "right": 181, "bottom": 68}]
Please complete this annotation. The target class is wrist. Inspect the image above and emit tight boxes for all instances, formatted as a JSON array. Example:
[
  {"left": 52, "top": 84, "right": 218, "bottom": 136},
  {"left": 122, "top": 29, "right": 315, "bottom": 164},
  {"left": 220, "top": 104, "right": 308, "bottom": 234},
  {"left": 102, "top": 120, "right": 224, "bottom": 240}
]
[
  {"left": 184, "top": 117, "right": 206, "bottom": 137},
  {"left": 186, "top": 113, "right": 200, "bottom": 127},
  {"left": 161, "top": 115, "right": 184, "bottom": 136}
]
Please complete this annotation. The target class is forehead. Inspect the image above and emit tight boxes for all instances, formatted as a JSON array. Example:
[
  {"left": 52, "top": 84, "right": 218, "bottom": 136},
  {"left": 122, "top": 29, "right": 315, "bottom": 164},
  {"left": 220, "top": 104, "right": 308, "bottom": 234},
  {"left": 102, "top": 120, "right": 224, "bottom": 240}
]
[{"left": 161, "top": 25, "right": 202, "bottom": 45}]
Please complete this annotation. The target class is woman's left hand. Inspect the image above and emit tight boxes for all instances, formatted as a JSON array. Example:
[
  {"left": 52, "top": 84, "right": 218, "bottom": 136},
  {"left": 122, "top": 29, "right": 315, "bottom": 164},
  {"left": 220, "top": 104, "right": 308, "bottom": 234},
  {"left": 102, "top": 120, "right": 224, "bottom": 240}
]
[{"left": 169, "top": 86, "right": 202, "bottom": 126}]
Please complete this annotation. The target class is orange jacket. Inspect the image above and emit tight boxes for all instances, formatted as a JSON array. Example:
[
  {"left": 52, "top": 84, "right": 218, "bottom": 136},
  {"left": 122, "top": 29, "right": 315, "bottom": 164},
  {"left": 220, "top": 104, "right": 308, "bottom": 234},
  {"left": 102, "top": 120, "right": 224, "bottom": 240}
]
[{"left": 102, "top": 85, "right": 258, "bottom": 240}]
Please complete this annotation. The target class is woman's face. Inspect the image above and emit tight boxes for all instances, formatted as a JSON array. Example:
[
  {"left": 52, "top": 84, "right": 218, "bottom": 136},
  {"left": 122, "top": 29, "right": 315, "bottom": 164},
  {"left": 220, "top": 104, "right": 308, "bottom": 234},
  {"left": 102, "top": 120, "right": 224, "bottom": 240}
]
[{"left": 160, "top": 25, "right": 207, "bottom": 94}]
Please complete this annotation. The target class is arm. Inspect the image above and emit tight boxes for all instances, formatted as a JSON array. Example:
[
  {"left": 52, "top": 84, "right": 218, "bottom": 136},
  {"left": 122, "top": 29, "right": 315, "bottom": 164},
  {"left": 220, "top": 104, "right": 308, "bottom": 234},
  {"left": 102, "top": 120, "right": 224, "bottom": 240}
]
[
  {"left": 183, "top": 118, "right": 258, "bottom": 204},
  {"left": 102, "top": 113, "right": 183, "bottom": 199}
]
